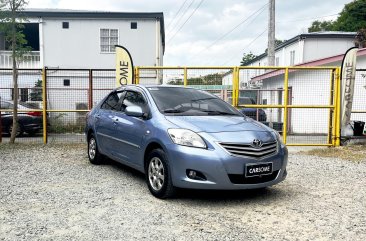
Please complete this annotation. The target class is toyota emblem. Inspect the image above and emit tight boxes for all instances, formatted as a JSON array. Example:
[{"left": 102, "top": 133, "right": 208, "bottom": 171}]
[{"left": 252, "top": 139, "right": 263, "bottom": 148}]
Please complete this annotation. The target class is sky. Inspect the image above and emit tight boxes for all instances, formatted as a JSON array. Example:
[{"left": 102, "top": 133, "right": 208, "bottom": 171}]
[{"left": 27, "top": 0, "right": 354, "bottom": 66}]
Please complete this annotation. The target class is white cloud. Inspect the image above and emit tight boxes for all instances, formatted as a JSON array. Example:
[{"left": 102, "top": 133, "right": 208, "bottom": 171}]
[{"left": 27, "top": 0, "right": 353, "bottom": 66}]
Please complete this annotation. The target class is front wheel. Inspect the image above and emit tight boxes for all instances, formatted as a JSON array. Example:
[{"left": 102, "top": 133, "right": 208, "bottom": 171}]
[
  {"left": 88, "top": 134, "right": 104, "bottom": 165},
  {"left": 146, "top": 149, "right": 176, "bottom": 199}
]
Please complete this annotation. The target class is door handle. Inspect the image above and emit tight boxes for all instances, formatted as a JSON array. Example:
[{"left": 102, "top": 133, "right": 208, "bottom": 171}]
[
  {"left": 113, "top": 118, "right": 119, "bottom": 123},
  {"left": 95, "top": 114, "right": 100, "bottom": 119}
]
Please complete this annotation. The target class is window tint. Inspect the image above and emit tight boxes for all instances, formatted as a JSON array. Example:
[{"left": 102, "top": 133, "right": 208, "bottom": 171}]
[
  {"left": 101, "top": 92, "right": 125, "bottom": 111},
  {"left": 121, "top": 91, "right": 147, "bottom": 112},
  {"left": 147, "top": 87, "right": 241, "bottom": 116}
]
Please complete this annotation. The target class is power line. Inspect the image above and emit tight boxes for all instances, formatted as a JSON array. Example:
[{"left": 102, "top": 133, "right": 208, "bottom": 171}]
[
  {"left": 167, "top": 0, "right": 205, "bottom": 44},
  {"left": 166, "top": 0, "right": 189, "bottom": 30},
  {"left": 220, "top": 28, "right": 268, "bottom": 66},
  {"left": 167, "top": 0, "right": 195, "bottom": 32},
  {"left": 191, "top": 2, "right": 268, "bottom": 59}
]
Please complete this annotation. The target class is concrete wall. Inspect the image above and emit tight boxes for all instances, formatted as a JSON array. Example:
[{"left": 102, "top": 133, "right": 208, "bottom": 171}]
[
  {"left": 303, "top": 38, "right": 354, "bottom": 63},
  {"left": 40, "top": 18, "right": 163, "bottom": 68}
]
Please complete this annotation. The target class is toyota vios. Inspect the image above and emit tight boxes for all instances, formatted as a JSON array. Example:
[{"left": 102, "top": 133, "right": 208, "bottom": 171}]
[{"left": 85, "top": 85, "right": 288, "bottom": 199}]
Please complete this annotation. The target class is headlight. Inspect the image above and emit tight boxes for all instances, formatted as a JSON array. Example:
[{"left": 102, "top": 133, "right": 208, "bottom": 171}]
[{"left": 168, "top": 129, "right": 207, "bottom": 149}]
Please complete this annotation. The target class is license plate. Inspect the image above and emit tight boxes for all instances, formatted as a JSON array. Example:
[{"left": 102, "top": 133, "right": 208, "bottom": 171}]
[{"left": 245, "top": 163, "right": 273, "bottom": 177}]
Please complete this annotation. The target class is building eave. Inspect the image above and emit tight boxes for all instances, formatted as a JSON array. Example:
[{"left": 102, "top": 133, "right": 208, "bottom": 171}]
[
  {"left": 250, "top": 47, "right": 366, "bottom": 82},
  {"left": 245, "top": 32, "right": 357, "bottom": 66}
]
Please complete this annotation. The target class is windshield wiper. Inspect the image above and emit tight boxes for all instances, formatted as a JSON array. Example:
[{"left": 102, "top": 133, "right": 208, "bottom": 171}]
[
  {"left": 202, "top": 110, "right": 238, "bottom": 115},
  {"left": 163, "top": 108, "right": 185, "bottom": 113}
]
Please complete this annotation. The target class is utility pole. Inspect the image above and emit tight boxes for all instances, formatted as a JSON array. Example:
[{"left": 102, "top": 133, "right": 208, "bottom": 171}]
[{"left": 268, "top": 0, "right": 275, "bottom": 66}]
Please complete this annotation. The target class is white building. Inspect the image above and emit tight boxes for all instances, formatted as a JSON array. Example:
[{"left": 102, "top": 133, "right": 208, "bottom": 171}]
[
  {"left": 0, "top": 9, "right": 165, "bottom": 69},
  {"left": 0, "top": 9, "right": 165, "bottom": 125},
  {"left": 228, "top": 31, "right": 365, "bottom": 135},
  {"left": 247, "top": 31, "right": 356, "bottom": 67}
]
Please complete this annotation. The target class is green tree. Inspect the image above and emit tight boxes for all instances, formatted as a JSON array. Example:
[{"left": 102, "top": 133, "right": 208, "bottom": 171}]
[
  {"left": 30, "top": 79, "right": 42, "bottom": 101},
  {"left": 0, "top": 0, "right": 30, "bottom": 143},
  {"left": 333, "top": 0, "right": 366, "bottom": 31},
  {"left": 240, "top": 52, "right": 257, "bottom": 66},
  {"left": 308, "top": 0, "right": 366, "bottom": 33},
  {"left": 355, "top": 28, "right": 366, "bottom": 48},
  {"left": 308, "top": 20, "right": 334, "bottom": 32}
]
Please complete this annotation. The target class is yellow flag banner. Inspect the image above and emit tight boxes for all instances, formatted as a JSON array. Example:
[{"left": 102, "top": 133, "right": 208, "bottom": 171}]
[
  {"left": 340, "top": 47, "right": 358, "bottom": 132},
  {"left": 115, "top": 45, "right": 134, "bottom": 86}
]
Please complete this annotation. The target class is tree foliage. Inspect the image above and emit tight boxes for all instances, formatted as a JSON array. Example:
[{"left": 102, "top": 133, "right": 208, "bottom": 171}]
[
  {"left": 308, "top": 0, "right": 366, "bottom": 33},
  {"left": 308, "top": 20, "right": 334, "bottom": 32},
  {"left": 355, "top": 28, "right": 366, "bottom": 48},
  {"left": 240, "top": 52, "right": 257, "bottom": 66},
  {"left": 168, "top": 73, "right": 225, "bottom": 85},
  {"left": 0, "top": 0, "right": 30, "bottom": 143},
  {"left": 30, "top": 79, "right": 42, "bottom": 101}
]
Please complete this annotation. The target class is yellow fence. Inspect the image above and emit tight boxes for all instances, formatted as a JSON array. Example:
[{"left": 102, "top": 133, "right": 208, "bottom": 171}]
[
  {"left": 0, "top": 66, "right": 341, "bottom": 146},
  {"left": 136, "top": 66, "right": 341, "bottom": 147}
]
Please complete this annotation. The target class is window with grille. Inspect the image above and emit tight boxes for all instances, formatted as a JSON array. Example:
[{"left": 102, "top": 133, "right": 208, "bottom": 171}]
[{"left": 100, "top": 28, "right": 119, "bottom": 53}]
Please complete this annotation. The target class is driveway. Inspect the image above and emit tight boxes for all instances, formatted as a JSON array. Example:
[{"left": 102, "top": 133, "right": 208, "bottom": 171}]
[{"left": 0, "top": 144, "right": 365, "bottom": 240}]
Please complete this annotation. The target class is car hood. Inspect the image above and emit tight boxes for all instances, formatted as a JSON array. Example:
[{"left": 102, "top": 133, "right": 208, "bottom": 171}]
[{"left": 164, "top": 115, "right": 271, "bottom": 133}]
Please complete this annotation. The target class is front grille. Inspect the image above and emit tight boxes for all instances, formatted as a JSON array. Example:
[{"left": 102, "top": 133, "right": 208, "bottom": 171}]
[
  {"left": 228, "top": 170, "right": 279, "bottom": 184},
  {"left": 219, "top": 141, "right": 278, "bottom": 159}
]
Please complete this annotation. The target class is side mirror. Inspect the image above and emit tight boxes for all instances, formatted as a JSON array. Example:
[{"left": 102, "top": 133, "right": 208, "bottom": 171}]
[{"left": 125, "top": 106, "right": 144, "bottom": 118}]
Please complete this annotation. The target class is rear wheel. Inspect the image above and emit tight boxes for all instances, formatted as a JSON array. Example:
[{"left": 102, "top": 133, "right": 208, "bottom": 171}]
[
  {"left": 88, "top": 134, "right": 104, "bottom": 164},
  {"left": 145, "top": 149, "right": 176, "bottom": 199}
]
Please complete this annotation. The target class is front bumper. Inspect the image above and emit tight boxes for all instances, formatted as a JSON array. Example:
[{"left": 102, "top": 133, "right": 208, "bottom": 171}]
[{"left": 166, "top": 142, "right": 288, "bottom": 190}]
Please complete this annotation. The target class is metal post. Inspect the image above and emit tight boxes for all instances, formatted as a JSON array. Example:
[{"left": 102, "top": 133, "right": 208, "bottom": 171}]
[
  {"left": 282, "top": 67, "right": 289, "bottom": 144},
  {"left": 328, "top": 68, "right": 335, "bottom": 145},
  {"left": 88, "top": 69, "right": 93, "bottom": 110},
  {"left": 184, "top": 67, "right": 187, "bottom": 86},
  {"left": 267, "top": 0, "right": 275, "bottom": 66},
  {"left": 335, "top": 67, "right": 341, "bottom": 146},
  {"left": 232, "top": 67, "right": 239, "bottom": 107},
  {"left": 42, "top": 67, "right": 48, "bottom": 144},
  {"left": 0, "top": 97, "right": 2, "bottom": 143},
  {"left": 135, "top": 67, "right": 140, "bottom": 84}
]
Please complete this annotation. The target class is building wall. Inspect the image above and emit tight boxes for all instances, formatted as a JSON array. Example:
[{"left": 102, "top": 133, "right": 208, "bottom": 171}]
[
  {"left": 40, "top": 18, "right": 163, "bottom": 68},
  {"left": 303, "top": 38, "right": 355, "bottom": 63},
  {"left": 249, "top": 41, "right": 302, "bottom": 67}
]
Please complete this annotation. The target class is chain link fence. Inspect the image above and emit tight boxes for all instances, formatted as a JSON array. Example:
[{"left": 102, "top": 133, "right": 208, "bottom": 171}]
[{"left": 1, "top": 67, "right": 342, "bottom": 145}]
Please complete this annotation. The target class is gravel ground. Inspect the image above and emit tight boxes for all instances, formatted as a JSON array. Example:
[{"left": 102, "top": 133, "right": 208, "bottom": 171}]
[{"left": 0, "top": 144, "right": 365, "bottom": 241}]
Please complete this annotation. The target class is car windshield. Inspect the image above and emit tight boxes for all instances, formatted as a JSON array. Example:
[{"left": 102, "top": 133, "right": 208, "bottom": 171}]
[{"left": 147, "top": 87, "right": 242, "bottom": 116}]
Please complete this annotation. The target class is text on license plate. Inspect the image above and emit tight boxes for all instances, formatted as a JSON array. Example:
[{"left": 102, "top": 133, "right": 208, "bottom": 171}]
[{"left": 245, "top": 163, "right": 273, "bottom": 177}]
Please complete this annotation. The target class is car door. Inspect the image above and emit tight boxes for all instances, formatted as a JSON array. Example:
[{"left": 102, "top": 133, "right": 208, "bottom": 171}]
[
  {"left": 0, "top": 101, "right": 12, "bottom": 130},
  {"left": 94, "top": 91, "right": 125, "bottom": 156},
  {"left": 111, "top": 90, "right": 148, "bottom": 167}
]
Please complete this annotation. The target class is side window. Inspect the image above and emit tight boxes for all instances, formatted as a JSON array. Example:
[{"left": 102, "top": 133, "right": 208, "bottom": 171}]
[
  {"left": 121, "top": 91, "right": 147, "bottom": 112},
  {"left": 101, "top": 91, "right": 125, "bottom": 111}
]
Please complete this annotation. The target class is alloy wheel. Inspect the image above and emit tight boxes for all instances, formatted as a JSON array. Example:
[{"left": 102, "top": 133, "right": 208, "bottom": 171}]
[
  {"left": 89, "top": 137, "right": 96, "bottom": 160},
  {"left": 148, "top": 157, "right": 165, "bottom": 191}
]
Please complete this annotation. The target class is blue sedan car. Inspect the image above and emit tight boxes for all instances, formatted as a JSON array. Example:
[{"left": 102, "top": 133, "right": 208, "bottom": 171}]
[{"left": 86, "top": 85, "right": 288, "bottom": 198}]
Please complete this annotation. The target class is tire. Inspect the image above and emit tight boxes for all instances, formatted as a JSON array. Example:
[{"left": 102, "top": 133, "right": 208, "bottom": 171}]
[
  {"left": 27, "top": 131, "right": 37, "bottom": 137},
  {"left": 145, "top": 149, "right": 176, "bottom": 199},
  {"left": 88, "top": 134, "right": 104, "bottom": 165}
]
